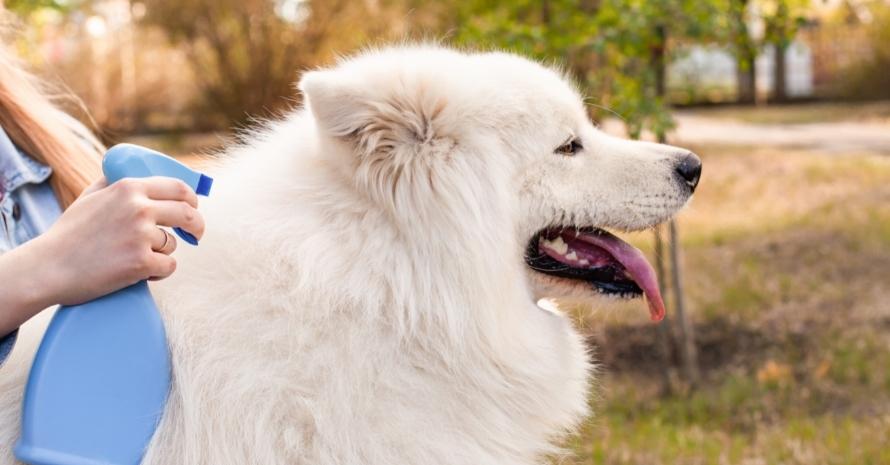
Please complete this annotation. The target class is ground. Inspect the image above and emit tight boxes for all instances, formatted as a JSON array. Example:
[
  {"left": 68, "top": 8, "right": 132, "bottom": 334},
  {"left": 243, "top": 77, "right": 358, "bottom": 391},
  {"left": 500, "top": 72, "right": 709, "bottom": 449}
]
[
  {"left": 130, "top": 101, "right": 890, "bottom": 465},
  {"left": 565, "top": 101, "right": 890, "bottom": 465}
]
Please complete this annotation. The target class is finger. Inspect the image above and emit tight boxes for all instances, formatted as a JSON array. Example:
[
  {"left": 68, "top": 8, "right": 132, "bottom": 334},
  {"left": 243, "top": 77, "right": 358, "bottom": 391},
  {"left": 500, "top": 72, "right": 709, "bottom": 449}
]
[
  {"left": 140, "top": 177, "right": 199, "bottom": 208},
  {"left": 150, "top": 228, "right": 178, "bottom": 255},
  {"left": 79, "top": 177, "right": 108, "bottom": 198},
  {"left": 152, "top": 201, "right": 205, "bottom": 241},
  {"left": 146, "top": 253, "right": 177, "bottom": 281}
]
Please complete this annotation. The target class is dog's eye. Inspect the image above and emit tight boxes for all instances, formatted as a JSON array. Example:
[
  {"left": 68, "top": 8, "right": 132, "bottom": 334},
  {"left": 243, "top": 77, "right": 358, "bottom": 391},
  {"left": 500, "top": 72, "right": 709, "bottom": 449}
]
[{"left": 555, "top": 138, "right": 583, "bottom": 156}]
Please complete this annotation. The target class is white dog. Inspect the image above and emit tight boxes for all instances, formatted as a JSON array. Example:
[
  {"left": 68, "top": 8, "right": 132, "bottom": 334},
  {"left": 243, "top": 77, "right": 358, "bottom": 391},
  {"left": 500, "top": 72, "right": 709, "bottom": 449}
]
[{"left": 0, "top": 46, "right": 700, "bottom": 464}]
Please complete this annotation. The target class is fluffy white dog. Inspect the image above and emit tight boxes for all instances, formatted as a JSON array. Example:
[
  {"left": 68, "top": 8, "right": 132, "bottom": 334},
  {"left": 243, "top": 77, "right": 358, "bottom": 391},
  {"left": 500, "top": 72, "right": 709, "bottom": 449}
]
[{"left": 0, "top": 46, "right": 701, "bottom": 464}]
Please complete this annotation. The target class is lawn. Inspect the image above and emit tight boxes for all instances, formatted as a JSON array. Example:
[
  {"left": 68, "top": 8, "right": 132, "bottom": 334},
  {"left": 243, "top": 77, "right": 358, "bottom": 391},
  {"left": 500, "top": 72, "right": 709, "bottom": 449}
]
[
  {"left": 682, "top": 100, "right": 890, "bottom": 125},
  {"left": 563, "top": 130, "right": 890, "bottom": 464}
]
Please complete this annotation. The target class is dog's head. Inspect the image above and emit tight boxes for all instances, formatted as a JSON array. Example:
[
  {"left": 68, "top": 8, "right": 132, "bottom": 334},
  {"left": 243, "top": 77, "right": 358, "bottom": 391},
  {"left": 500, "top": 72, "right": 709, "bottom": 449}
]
[{"left": 300, "top": 46, "right": 700, "bottom": 319}]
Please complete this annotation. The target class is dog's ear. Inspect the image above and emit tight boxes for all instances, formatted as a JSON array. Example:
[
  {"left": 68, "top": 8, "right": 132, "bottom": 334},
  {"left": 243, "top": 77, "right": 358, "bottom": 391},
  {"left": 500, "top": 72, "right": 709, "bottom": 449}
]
[
  {"left": 299, "top": 70, "right": 371, "bottom": 140},
  {"left": 299, "top": 70, "right": 447, "bottom": 157}
]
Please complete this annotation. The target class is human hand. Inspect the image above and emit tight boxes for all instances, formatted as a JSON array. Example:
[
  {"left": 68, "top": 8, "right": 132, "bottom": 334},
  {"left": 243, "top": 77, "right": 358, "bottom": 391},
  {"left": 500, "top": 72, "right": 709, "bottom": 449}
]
[{"left": 32, "top": 176, "right": 205, "bottom": 306}]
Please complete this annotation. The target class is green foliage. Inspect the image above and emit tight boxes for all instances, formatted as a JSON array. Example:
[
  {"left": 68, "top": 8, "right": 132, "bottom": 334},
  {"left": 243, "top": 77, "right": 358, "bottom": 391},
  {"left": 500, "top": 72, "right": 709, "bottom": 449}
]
[
  {"left": 759, "top": 0, "right": 809, "bottom": 48},
  {"left": 453, "top": 0, "right": 595, "bottom": 60},
  {"left": 449, "top": 0, "right": 726, "bottom": 139},
  {"left": 4, "top": 0, "right": 78, "bottom": 15},
  {"left": 727, "top": 0, "right": 754, "bottom": 57}
]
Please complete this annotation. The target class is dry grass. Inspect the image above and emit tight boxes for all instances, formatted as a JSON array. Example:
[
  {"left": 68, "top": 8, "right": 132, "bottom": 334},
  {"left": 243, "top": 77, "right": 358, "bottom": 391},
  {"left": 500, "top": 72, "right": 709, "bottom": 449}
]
[
  {"left": 564, "top": 138, "right": 890, "bottom": 464},
  {"left": 682, "top": 100, "right": 890, "bottom": 125}
]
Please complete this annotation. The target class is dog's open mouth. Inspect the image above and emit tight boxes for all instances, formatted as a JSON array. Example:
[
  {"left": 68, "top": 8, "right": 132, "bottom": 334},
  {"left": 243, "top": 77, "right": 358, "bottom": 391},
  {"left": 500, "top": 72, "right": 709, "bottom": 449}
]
[{"left": 525, "top": 227, "right": 665, "bottom": 321}]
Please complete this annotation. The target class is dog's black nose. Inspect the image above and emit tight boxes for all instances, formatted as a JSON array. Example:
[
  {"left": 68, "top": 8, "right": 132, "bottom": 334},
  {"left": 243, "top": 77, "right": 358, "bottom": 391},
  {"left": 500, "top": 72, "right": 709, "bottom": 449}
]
[{"left": 675, "top": 152, "right": 702, "bottom": 192}]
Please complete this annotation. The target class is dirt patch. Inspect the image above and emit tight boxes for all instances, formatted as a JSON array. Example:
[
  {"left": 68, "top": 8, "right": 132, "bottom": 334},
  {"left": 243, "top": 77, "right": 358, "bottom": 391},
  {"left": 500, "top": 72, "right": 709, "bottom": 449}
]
[{"left": 590, "top": 317, "right": 772, "bottom": 375}]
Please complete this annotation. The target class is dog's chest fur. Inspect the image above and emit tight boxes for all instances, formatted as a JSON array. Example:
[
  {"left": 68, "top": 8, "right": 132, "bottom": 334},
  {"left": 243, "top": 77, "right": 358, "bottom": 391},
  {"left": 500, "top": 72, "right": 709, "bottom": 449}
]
[{"left": 141, "top": 234, "right": 591, "bottom": 465}]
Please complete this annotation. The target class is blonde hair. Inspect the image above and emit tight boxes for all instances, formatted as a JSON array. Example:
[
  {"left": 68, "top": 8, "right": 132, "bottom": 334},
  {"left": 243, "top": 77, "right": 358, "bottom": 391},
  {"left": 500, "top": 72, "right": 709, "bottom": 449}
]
[{"left": 0, "top": 20, "right": 103, "bottom": 208}]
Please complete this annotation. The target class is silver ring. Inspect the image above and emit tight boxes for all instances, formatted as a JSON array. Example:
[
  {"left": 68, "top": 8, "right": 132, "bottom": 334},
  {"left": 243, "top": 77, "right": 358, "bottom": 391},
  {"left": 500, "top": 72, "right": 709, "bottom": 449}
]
[{"left": 157, "top": 228, "right": 170, "bottom": 252}]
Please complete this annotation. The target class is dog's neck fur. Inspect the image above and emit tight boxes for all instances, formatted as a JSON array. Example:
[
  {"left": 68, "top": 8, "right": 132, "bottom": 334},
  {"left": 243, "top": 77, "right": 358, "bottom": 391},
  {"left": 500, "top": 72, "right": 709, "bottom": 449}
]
[{"left": 209, "top": 112, "right": 532, "bottom": 353}]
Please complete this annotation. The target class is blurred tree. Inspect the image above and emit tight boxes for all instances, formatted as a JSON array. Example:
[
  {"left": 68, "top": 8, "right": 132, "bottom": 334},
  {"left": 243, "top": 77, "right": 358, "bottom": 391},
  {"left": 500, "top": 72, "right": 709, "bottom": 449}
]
[
  {"left": 729, "top": 0, "right": 757, "bottom": 103},
  {"left": 590, "top": 0, "right": 726, "bottom": 139},
  {"left": 4, "top": 0, "right": 75, "bottom": 14},
  {"left": 140, "top": 0, "right": 404, "bottom": 128},
  {"left": 451, "top": 0, "right": 726, "bottom": 139},
  {"left": 759, "top": 0, "right": 808, "bottom": 102}
]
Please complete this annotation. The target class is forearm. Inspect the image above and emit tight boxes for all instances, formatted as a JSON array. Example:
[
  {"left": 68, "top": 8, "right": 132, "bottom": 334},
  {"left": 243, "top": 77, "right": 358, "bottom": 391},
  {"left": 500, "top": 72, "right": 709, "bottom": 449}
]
[{"left": 0, "top": 237, "right": 60, "bottom": 336}]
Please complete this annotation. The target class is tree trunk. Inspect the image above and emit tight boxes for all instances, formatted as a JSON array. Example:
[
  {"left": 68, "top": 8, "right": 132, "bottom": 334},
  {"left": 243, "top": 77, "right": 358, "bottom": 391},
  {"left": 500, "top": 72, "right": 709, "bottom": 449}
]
[
  {"left": 737, "top": 58, "right": 757, "bottom": 104},
  {"left": 669, "top": 220, "right": 700, "bottom": 386},
  {"left": 653, "top": 25, "right": 666, "bottom": 95},
  {"left": 732, "top": 0, "right": 757, "bottom": 104},
  {"left": 653, "top": 225, "right": 677, "bottom": 394},
  {"left": 771, "top": 0, "right": 789, "bottom": 103},
  {"left": 649, "top": 23, "right": 699, "bottom": 388},
  {"left": 650, "top": 26, "right": 674, "bottom": 393},
  {"left": 773, "top": 41, "right": 788, "bottom": 102},
  {"left": 652, "top": 24, "right": 668, "bottom": 139}
]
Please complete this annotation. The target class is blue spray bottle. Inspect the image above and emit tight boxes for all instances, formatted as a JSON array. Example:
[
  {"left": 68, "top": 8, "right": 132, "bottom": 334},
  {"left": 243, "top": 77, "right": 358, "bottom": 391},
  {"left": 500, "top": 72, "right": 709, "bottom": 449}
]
[{"left": 15, "top": 144, "right": 213, "bottom": 465}]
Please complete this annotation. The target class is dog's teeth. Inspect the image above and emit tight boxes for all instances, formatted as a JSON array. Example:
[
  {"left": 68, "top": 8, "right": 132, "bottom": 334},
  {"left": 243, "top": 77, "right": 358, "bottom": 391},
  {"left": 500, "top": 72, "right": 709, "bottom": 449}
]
[
  {"left": 566, "top": 251, "right": 578, "bottom": 261},
  {"left": 540, "top": 236, "right": 569, "bottom": 255},
  {"left": 579, "top": 258, "right": 589, "bottom": 266}
]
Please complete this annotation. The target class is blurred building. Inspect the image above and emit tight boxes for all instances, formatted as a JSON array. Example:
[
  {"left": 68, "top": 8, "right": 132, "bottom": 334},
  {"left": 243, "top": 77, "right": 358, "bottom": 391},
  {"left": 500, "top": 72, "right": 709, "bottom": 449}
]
[
  {"left": 668, "top": 0, "right": 884, "bottom": 103},
  {"left": 669, "top": 41, "right": 814, "bottom": 103}
]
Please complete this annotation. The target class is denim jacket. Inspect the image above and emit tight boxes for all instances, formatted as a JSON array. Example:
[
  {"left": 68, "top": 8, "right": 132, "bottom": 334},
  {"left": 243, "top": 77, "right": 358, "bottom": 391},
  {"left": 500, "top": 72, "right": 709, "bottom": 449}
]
[{"left": 0, "top": 126, "right": 63, "bottom": 365}]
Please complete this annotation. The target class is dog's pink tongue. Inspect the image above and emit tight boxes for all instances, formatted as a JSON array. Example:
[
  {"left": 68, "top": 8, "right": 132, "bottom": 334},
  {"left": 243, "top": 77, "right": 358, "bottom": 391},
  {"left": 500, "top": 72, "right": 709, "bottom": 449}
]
[{"left": 577, "top": 231, "right": 666, "bottom": 322}]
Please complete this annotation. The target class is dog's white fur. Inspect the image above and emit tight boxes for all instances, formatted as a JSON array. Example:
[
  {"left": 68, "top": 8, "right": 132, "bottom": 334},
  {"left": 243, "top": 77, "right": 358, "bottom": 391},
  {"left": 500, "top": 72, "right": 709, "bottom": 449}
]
[{"left": 0, "top": 46, "right": 695, "bottom": 464}]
